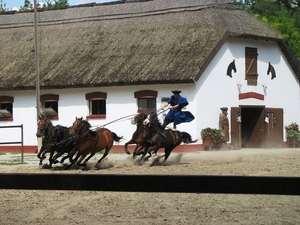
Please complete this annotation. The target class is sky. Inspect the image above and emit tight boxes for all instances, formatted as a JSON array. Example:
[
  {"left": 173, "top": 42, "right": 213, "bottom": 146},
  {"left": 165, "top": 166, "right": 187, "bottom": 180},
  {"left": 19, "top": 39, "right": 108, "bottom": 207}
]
[{"left": 4, "top": 0, "right": 115, "bottom": 11}]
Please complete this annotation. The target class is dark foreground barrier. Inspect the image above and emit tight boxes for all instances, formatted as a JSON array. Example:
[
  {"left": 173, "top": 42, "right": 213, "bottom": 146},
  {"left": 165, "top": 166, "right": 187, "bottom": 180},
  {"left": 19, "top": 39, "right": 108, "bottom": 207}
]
[{"left": 0, "top": 174, "right": 300, "bottom": 195}]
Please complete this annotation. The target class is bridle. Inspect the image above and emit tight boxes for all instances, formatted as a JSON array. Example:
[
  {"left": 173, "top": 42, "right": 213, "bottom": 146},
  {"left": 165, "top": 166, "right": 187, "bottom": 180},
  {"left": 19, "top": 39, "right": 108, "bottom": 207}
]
[
  {"left": 37, "top": 119, "right": 52, "bottom": 137},
  {"left": 143, "top": 109, "right": 167, "bottom": 126},
  {"left": 71, "top": 119, "right": 86, "bottom": 135}
]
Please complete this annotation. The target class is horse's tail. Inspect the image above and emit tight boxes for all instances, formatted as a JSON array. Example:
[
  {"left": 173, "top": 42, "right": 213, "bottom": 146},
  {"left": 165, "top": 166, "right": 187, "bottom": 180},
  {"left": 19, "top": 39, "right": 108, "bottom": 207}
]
[
  {"left": 181, "top": 132, "right": 198, "bottom": 144},
  {"left": 112, "top": 132, "right": 123, "bottom": 143}
]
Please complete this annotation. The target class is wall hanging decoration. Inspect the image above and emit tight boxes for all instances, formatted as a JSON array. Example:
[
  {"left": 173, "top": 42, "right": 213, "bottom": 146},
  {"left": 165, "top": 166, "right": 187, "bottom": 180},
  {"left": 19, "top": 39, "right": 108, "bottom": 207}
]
[
  {"left": 267, "top": 62, "right": 276, "bottom": 79},
  {"left": 226, "top": 59, "right": 236, "bottom": 78}
]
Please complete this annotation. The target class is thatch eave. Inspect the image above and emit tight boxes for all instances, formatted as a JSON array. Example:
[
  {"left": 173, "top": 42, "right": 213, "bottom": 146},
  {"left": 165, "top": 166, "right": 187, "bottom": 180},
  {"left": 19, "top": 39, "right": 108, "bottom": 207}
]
[
  {"left": 38, "top": 78, "right": 195, "bottom": 90},
  {"left": 0, "top": 0, "right": 299, "bottom": 91}
]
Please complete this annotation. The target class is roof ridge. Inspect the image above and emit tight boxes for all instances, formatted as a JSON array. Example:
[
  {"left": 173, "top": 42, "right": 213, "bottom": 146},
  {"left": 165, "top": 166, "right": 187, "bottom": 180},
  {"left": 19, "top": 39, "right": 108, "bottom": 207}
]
[{"left": 0, "top": 0, "right": 231, "bottom": 27}]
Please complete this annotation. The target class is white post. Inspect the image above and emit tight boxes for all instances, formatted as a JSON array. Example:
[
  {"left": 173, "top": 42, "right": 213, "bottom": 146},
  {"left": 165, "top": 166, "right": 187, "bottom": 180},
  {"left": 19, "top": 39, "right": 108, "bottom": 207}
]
[{"left": 34, "top": 0, "right": 42, "bottom": 152}]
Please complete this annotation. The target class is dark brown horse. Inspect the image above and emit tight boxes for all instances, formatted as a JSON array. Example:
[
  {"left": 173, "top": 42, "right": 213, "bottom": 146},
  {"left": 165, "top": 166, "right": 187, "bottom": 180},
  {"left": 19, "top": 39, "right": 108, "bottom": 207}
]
[
  {"left": 36, "top": 116, "right": 75, "bottom": 167},
  {"left": 141, "top": 112, "right": 186, "bottom": 164},
  {"left": 68, "top": 117, "right": 122, "bottom": 168},
  {"left": 36, "top": 116, "right": 53, "bottom": 164},
  {"left": 124, "top": 110, "right": 150, "bottom": 157}
]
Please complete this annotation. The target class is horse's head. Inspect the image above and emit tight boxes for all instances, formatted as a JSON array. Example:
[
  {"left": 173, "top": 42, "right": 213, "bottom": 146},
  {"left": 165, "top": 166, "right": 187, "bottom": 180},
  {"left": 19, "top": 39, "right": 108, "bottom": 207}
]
[
  {"left": 36, "top": 116, "right": 51, "bottom": 137},
  {"left": 132, "top": 110, "right": 147, "bottom": 125},
  {"left": 69, "top": 117, "right": 86, "bottom": 135},
  {"left": 143, "top": 112, "right": 158, "bottom": 126},
  {"left": 143, "top": 114, "right": 150, "bottom": 126}
]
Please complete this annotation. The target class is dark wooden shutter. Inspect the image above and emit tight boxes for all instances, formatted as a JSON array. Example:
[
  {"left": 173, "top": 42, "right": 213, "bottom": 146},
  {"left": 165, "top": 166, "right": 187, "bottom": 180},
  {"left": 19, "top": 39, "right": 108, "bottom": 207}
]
[{"left": 245, "top": 47, "right": 258, "bottom": 85}]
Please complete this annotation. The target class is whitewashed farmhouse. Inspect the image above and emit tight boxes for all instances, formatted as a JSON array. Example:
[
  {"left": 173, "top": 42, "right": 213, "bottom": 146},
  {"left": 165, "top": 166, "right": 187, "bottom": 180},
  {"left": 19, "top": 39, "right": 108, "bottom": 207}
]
[{"left": 0, "top": 0, "right": 299, "bottom": 152}]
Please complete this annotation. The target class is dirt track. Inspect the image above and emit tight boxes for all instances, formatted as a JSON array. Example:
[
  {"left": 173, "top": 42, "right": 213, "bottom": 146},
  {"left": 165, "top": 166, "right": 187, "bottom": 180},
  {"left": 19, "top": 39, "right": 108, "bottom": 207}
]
[{"left": 0, "top": 148, "right": 300, "bottom": 224}]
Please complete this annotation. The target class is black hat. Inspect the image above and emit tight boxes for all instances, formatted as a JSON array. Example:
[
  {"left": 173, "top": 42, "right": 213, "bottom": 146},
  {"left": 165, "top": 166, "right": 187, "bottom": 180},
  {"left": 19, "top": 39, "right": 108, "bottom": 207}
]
[
  {"left": 172, "top": 90, "right": 181, "bottom": 94},
  {"left": 220, "top": 107, "right": 228, "bottom": 111}
]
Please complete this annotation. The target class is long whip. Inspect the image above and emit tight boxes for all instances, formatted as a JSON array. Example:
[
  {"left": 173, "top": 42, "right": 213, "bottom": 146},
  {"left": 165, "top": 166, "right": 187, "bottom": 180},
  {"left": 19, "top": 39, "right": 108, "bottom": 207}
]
[
  {"left": 157, "top": 108, "right": 169, "bottom": 116},
  {"left": 95, "top": 114, "right": 136, "bottom": 128}
]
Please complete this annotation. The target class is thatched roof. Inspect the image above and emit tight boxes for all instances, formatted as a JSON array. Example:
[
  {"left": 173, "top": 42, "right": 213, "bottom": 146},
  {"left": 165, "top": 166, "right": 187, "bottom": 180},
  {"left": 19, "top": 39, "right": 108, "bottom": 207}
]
[{"left": 0, "top": 0, "right": 298, "bottom": 90}]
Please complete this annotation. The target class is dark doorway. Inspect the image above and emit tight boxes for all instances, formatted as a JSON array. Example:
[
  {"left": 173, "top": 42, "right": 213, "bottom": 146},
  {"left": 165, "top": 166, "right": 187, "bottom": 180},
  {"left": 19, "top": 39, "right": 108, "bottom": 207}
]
[
  {"left": 230, "top": 106, "right": 283, "bottom": 149},
  {"left": 241, "top": 107, "right": 265, "bottom": 148}
]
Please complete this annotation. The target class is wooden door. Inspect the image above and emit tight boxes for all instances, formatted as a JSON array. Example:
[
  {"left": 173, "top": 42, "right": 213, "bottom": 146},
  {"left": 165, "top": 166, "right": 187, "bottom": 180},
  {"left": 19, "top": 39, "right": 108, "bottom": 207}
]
[
  {"left": 230, "top": 107, "right": 242, "bottom": 149},
  {"left": 264, "top": 108, "right": 283, "bottom": 148}
]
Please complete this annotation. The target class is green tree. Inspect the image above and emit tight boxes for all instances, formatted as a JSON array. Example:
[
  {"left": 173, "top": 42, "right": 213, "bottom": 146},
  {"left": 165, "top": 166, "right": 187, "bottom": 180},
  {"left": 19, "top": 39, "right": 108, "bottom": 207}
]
[
  {"left": 19, "top": 0, "right": 68, "bottom": 11},
  {"left": 254, "top": 10, "right": 300, "bottom": 59},
  {"left": 0, "top": 0, "right": 7, "bottom": 12},
  {"left": 232, "top": 0, "right": 300, "bottom": 61},
  {"left": 19, "top": 0, "right": 34, "bottom": 11},
  {"left": 41, "top": 0, "right": 69, "bottom": 9}
]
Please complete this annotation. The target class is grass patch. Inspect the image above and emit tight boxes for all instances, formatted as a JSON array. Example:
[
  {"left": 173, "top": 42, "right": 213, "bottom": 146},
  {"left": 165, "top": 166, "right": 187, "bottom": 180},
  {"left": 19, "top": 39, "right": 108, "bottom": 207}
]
[
  {"left": 0, "top": 158, "right": 27, "bottom": 165},
  {"left": 10, "top": 151, "right": 21, "bottom": 154},
  {"left": 0, "top": 152, "right": 6, "bottom": 156}
]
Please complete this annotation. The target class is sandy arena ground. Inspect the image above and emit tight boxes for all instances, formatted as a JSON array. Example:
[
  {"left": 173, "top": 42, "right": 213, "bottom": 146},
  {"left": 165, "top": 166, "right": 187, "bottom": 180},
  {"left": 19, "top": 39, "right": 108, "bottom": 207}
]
[{"left": 0, "top": 148, "right": 300, "bottom": 225}]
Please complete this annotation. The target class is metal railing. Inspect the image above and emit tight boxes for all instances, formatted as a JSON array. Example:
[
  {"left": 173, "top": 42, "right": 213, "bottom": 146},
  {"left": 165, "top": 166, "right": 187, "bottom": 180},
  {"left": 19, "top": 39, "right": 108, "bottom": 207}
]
[{"left": 0, "top": 125, "right": 24, "bottom": 162}]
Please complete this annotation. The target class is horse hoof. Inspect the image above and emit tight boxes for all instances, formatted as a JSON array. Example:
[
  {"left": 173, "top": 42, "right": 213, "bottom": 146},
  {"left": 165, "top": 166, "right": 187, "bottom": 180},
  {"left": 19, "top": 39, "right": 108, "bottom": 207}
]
[
  {"left": 124, "top": 150, "right": 131, "bottom": 155},
  {"left": 41, "top": 164, "right": 51, "bottom": 169}
]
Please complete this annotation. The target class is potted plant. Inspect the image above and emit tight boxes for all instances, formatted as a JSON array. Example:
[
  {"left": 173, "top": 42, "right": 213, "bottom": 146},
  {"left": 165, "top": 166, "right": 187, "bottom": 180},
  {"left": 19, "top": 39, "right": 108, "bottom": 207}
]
[
  {"left": 201, "top": 127, "right": 224, "bottom": 144},
  {"left": 285, "top": 122, "right": 299, "bottom": 147}
]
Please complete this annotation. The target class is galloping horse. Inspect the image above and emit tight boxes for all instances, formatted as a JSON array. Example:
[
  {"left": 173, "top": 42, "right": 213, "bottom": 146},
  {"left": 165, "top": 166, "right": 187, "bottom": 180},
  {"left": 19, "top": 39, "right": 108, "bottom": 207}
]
[
  {"left": 36, "top": 116, "right": 53, "bottom": 164},
  {"left": 124, "top": 110, "right": 150, "bottom": 157},
  {"left": 68, "top": 117, "right": 123, "bottom": 168},
  {"left": 36, "top": 116, "right": 75, "bottom": 167},
  {"left": 140, "top": 112, "right": 184, "bottom": 164}
]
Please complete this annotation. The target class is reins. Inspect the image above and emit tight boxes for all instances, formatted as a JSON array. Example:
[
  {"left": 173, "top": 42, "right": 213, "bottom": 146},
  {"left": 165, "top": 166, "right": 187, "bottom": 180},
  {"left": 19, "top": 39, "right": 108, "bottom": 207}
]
[
  {"left": 157, "top": 108, "right": 169, "bottom": 116},
  {"left": 39, "top": 120, "right": 54, "bottom": 137},
  {"left": 91, "top": 114, "right": 136, "bottom": 129}
]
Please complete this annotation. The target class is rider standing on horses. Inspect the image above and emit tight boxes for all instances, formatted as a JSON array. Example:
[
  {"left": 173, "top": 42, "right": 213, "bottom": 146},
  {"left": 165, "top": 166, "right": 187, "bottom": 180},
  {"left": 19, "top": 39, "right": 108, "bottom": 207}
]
[{"left": 162, "top": 90, "right": 195, "bottom": 129}]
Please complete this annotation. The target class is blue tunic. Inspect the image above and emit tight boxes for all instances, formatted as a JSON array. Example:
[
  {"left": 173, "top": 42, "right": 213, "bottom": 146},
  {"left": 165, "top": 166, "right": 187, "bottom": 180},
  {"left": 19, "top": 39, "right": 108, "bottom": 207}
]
[{"left": 164, "top": 95, "right": 195, "bottom": 128}]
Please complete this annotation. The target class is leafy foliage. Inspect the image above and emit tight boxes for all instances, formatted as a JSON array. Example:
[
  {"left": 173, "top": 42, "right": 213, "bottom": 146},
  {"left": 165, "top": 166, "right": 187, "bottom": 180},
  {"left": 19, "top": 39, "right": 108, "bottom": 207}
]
[
  {"left": 285, "top": 122, "right": 300, "bottom": 142},
  {"left": 19, "top": 0, "right": 33, "bottom": 11},
  {"left": 0, "top": 0, "right": 7, "bottom": 12},
  {"left": 231, "top": 0, "right": 300, "bottom": 61},
  {"left": 201, "top": 127, "right": 224, "bottom": 143},
  {"left": 18, "top": 0, "right": 68, "bottom": 11},
  {"left": 41, "top": 0, "right": 69, "bottom": 9}
]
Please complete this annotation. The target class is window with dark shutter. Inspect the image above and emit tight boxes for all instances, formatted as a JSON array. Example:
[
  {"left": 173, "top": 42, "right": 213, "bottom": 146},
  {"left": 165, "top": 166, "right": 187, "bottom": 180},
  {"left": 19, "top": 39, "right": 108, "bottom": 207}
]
[
  {"left": 0, "top": 96, "right": 13, "bottom": 120},
  {"left": 86, "top": 92, "right": 107, "bottom": 119},
  {"left": 134, "top": 90, "right": 157, "bottom": 114},
  {"left": 245, "top": 47, "right": 258, "bottom": 85},
  {"left": 40, "top": 94, "right": 59, "bottom": 119}
]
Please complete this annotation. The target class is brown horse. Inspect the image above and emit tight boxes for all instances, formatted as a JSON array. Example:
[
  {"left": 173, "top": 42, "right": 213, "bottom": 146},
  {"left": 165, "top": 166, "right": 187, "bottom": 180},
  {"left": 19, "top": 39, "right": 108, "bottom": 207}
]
[
  {"left": 141, "top": 112, "right": 185, "bottom": 164},
  {"left": 124, "top": 110, "right": 150, "bottom": 157},
  {"left": 68, "top": 117, "right": 122, "bottom": 168},
  {"left": 36, "top": 116, "right": 54, "bottom": 165},
  {"left": 36, "top": 116, "right": 75, "bottom": 167}
]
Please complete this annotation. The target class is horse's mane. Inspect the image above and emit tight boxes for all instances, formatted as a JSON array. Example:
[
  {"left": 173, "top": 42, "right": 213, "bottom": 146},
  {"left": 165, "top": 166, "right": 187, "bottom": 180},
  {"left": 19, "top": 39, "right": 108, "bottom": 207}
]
[
  {"left": 137, "top": 112, "right": 148, "bottom": 121},
  {"left": 56, "top": 125, "right": 67, "bottom": 130},
  {"left": 39, "top": 117, "right": 53, "bottom": 127},
  {"left": 53, "top": 125, "right": 74, "bottom": 147},
  {"left": 150, "top": 112, "right": 164, "bottom": 130},
  {"left": 83, "top": 120, "right": 92, "bottom": 128}
]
